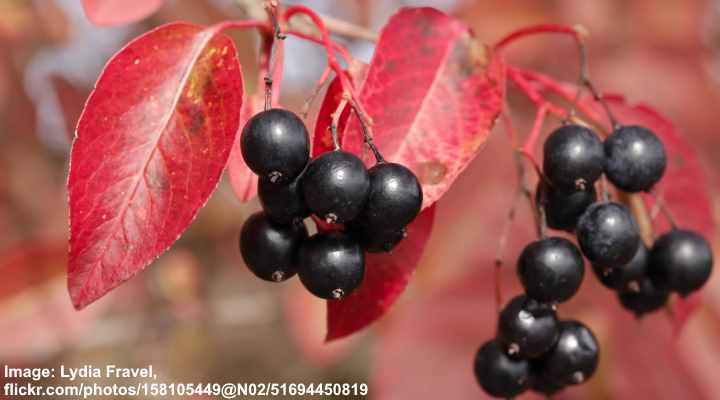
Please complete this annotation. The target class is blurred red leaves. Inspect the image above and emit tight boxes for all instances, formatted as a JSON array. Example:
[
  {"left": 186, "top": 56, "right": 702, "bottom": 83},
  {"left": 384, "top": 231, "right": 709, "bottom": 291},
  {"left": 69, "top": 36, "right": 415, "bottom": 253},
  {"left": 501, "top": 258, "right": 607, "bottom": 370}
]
[
  {"left": 81, "top": 0, "right": 164, "bottom": 27},
  {"left": 68, "top": 23, "right": 243, "bottom": 309}
]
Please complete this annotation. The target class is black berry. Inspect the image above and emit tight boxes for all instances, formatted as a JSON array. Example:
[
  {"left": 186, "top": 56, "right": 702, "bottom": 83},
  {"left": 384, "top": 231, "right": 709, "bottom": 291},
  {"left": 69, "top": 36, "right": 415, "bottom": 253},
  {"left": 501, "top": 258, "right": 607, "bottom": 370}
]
[
  {"left": 347, "top": 223, "right": 406, "bottom": 253},
  {"left": 258, "top": 173, "right": 309, "bottom": 224},
  {"left": 353, "top": 162, "right": 423, "bottom": 232},
  {"left": 543, "top": 124, "right": 604, "bottom": 190},
  {"left": 537, "top": 320, "right": 599, "bottom": 386},
  {"left": 618, "top": 277, "right": 669, "bottom": 317},
  {"left": 473, "top": 339, "right": 531, "bottom": 398},
  {"left": 536, "top": 180, "right": 597, "bottom": 231},
  {"left": 498, "top": 295, "right": 559, "bottom": 359},
  {"left": 592, "top": 243, "right": 648, "bottom": 291},
  {"left": 530, "top": 363, "right": 566, "bottom": 396},
  {"left": 649, "top": 229, "right": 713, "bottom": 296},
  {"left": 298, "top": 231, "right": 365, "bottom": 299},
  {"left": 239, "top": 212, "right": 307, "bottom": 282},
  {"left": 604, "top": 125, "right": 666, "bottom": 192},
  {"left": 576, "top": 202, "right": 640, "bottom": 266},
  {"left": 302, "top": 150, "right": 370, "bottom": 224},
  {"left": 517, "top": 237, "right": 585, "bottom": 303},
  {"left": 241, "top": 108, "right": 309, "bottom": 183}
]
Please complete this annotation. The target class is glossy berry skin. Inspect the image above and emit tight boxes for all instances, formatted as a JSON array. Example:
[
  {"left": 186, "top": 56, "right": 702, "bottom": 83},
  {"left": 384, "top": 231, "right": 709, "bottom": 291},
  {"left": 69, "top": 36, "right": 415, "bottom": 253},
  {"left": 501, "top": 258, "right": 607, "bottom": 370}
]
[
  {"left": 577, "top": 202, "right": 640, "bottom": 266},
  {"left": 538, "top": 320, "right": 599, "bottom": 386},
  {"left": 649, "top": 229, "right": 713, "bottom": 296},
  {"left": 298, "top": 231, "right": 365, "bottom": 299},
  {"left": 604, "top": 125, "right": 666, "bottom": 192},
  {"left": 347, "top": 223, "right": 406, "bottom": 253},
  {"left": 302, "top": 151, "right": 370, "bottom": 224},
  {"left": 536, "top": 181, "right": 596, "bottom": 231},
  {"left": 239, "top": 212, "right": 307, "bottom": 282},
  {"left": 354, "top": 163, "right": 423, "bottom": 232},
  {"left": 543, "top": 124, "right": 604, "bottom": 190},
  {"left": 498, "top": 295, "right": 559, "bottom": 359},
  {"left": 241, "top": 108, "right": 310, "bottom": 183},
  {"left": 618, "top": 277, "right": 669, "bottom": 317},
  {"left": 592, "top": 243, "right": 648, "bottom": 291},
  {"left": 531, "top": 364, "right": 566, "bottom": 396},
  {"left": 258, "top": 174, "right": 309, "bottom": 224},
  {"left": 517, "top": 237, "right": 585, "bottom": 303},
  {"left": 474, "top": 339, "right": 531, "bottom": 398}
]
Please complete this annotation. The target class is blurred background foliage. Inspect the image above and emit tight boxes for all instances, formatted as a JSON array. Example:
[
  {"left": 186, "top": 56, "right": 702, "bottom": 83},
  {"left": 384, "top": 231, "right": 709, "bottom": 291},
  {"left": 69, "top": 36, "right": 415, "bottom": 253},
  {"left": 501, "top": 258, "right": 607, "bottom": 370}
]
[{"left": 0, "top": 0, "right": 719, "bottom": 399}]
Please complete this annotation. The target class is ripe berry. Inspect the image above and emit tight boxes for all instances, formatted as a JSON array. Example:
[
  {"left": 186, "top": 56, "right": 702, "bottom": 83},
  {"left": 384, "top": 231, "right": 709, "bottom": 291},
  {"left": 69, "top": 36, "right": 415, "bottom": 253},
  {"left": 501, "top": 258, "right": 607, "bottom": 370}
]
[
  {"left": 604, "top": 125, "right": 666, "bottom": 192},
  {"left": 649, "top": 229, "right": 713, "bottom": 296},
  {"left": 576, "top": 202, "right": 640, "bottom": 266},
  {"left": 302, "top": 150, "right": 370, "bottom": 224},
  {"left": 354, "top": 162, "right": 423, "bottom": 232},
  {"left": 538, "top": 320, "right": 599, "bottom": 386},
  {"left": 543, "top": 124, "right": 604, "bottom": 190},
  {"left": 517, "top": 237, "right": 585, "bottom": 303},
  {"left": 258, "top": 173, "right": 309, "bottom": 224},
  {"left": 298, "top": 231, "right": 365, "bottom": 299},
  {"left": 592, "top": 243, "right": 648, "bottom": 291},
  {"left": 531, "top": 364, "right": 566, "bottom": 396},
  {"left": 473, "top": 339, "right": 531, "bottom": 398},
  {"left": 239, "top": 212, "right": 307, "bottom": 282},
  {"left": 241, "top": 108, "right": 309, "bottom": 183},
  {"left": 347, "top": 223, "right": 406, "bottom": 253},
  {"left": 498, "top": 295, "right": 559, "bottom": 359},
  {"left": 618, "top": 277, "right": 669, "bottom": 317},
  {"left": 536, "top": 181, "right": 596, "bottom": 231}
]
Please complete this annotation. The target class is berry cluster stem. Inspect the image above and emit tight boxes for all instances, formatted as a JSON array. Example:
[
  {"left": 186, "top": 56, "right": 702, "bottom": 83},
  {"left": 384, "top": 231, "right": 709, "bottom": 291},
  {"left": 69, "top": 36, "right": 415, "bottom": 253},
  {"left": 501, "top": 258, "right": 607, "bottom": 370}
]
[{"left": 264, "top": 1, "right": 286, "bottom": 110}]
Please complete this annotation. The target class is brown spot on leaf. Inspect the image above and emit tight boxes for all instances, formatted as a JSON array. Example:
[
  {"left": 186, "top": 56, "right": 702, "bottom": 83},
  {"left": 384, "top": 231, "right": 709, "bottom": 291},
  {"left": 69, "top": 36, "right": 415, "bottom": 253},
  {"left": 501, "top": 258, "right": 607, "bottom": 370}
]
[
  {"left": 188, "top": 107, "right": 205, "bottom": 135},
  {"left": 416, "top": 161, "right": 448, "bottom": 185}
]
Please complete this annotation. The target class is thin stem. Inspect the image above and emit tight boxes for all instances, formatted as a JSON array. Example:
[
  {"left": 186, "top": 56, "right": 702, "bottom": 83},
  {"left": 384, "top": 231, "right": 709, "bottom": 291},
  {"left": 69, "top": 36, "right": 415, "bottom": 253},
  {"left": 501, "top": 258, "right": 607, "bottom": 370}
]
[
  {"left": 649, "top": 190, "right": 678, "bottom": 229},
  {"left": 330, "top": 97, "right": 348, "bottom": 151},
  {"left": 494, "top": 184, "right": 523, "bottom": 313},
  {"left": 301, "top": 66, "right": 332, "bottom": 118},
  {"left": 507, "top": 69, "right": 567, "bottom": 117},
  {"left": 573, "top": 43, "right": 619, "bottom": 129},
  {"left": 352, "top": 102, "right": 384, "bottom": 163},
  {"left": 263, "top": 1, "right": 286, "bottom": 110},
  {"left": 494, "top": 23, "right": 619, "bottom": 129},
  {"left": 600, "top": 175, "right": 610, "bottom": 202},
  {"left": 494, "top": 23, "right": 584, "bottom": 52},
  {"left": 284, "top": 29, "right": 353, "bottom": 66},
  {"left": 284, "top": 5, "right": 372, "bottom": 126},
  {"left": 513, "top": 68, "right": 611, "bottom": 133},
  {"left": 537, "top": 204, "right": 548, "bottom": 239}
]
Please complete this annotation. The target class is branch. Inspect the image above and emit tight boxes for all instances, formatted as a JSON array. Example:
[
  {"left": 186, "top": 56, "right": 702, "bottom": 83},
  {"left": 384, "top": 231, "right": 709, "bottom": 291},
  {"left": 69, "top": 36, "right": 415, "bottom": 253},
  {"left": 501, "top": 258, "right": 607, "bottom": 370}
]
[{"left": 235, "top": 0, "right": 377, "bottom": 42}]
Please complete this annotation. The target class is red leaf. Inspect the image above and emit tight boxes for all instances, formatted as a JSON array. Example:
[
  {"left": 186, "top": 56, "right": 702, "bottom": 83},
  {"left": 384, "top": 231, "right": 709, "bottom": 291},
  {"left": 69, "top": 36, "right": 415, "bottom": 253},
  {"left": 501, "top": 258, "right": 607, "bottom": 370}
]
[
  {"left": 339, "top": 7, "right": 505, "bottom": 209},
  {"left": 326, "top": 206, "right": 436, "bottom": 341},
  {"left": 226, "top": 94, "right": 263, "bottom": 201},
  {"left": 68, "top": 23, "right": 243, "bottom": 309},
  {"left": 81, "top": 0, "right": 164, "bottom": 27}
]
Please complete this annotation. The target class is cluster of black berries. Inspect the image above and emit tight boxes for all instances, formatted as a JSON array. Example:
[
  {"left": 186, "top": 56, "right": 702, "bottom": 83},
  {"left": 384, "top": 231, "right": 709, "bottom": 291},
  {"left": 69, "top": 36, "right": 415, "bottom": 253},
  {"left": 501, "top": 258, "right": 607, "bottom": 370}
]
[
  {"left": 474, "top": 123, "right": 714, "bottom": 398},
  {"left": 238, "top": 108, "right": 423, "bottom": 300}
]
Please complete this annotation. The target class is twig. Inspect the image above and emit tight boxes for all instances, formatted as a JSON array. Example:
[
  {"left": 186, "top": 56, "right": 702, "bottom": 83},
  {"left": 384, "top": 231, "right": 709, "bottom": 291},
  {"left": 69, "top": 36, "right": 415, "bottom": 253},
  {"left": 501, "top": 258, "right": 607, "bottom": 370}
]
[{"left": 263, "top": 1, "right": 286, "bottom": 110}]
